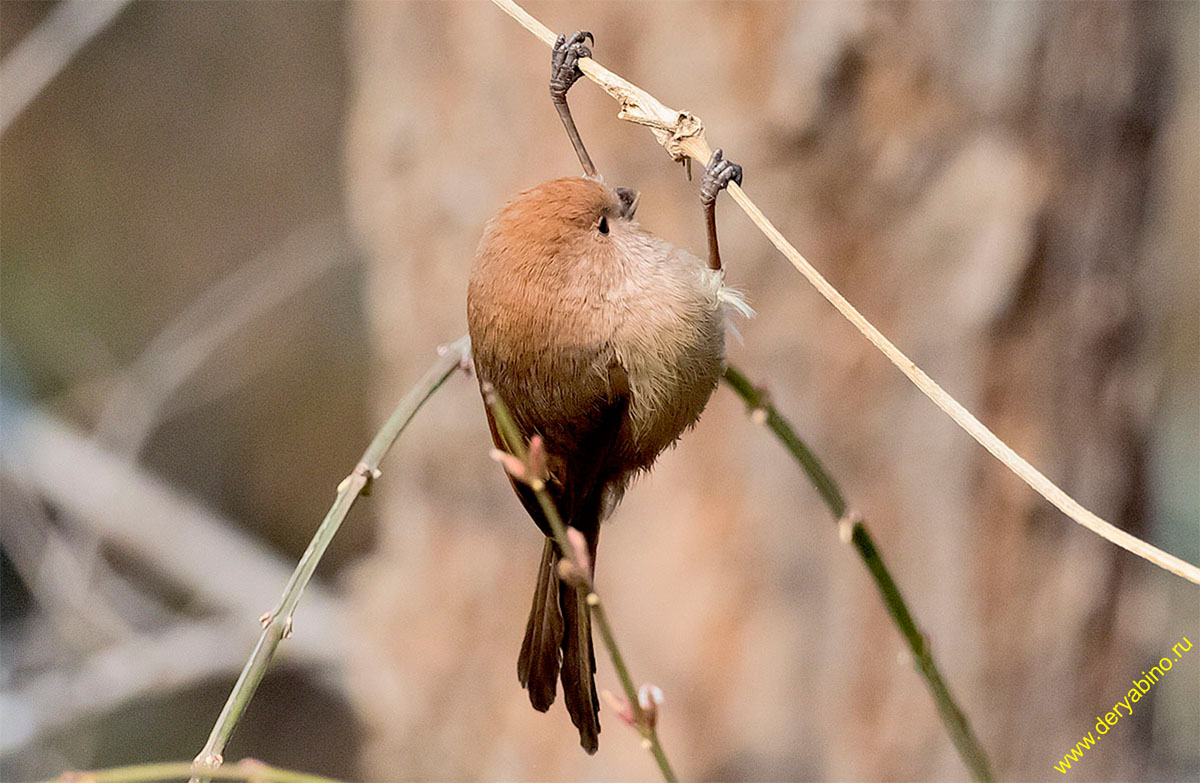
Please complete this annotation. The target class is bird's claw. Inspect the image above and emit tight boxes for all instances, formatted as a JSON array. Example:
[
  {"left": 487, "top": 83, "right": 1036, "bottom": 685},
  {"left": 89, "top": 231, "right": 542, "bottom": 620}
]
[
  {"left": 551, "top": 30, "right": 593, "bottom": 102},
  {"left": 700, "top": 149, "right": 743, "bottom": 206}
]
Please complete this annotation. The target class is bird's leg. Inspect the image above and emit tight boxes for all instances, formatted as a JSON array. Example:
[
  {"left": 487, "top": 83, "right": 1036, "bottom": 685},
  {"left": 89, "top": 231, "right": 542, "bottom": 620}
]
[
  {"left": 550, "top": 31, "right": 597, "bottom": 178},
  {"left": 700, "top": 149, "right": 743, "bottom": 271}
]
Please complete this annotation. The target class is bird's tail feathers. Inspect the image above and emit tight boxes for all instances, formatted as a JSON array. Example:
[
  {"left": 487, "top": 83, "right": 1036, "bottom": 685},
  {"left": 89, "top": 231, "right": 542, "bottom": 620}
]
[{"left": 518, "top": 533, "right": 601, "bottom": 754}]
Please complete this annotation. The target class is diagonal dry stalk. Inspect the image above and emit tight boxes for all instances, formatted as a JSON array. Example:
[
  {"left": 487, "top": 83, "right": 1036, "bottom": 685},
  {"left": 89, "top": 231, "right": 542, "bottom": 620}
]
[
  {"left": 93, "top": 217, "right": 351, "bottom": 458},
  {"left": 487, "top": 0, "right": 1200, "bottom": 586},
  {"left": 0, "top": 0, "right": 132, "bottom": 132},
  {"left": 187, "top": 336, "right": 471, "bottom": 783},
  {"left": 723, "top": 365, "right": 994, "bottom": 783}
]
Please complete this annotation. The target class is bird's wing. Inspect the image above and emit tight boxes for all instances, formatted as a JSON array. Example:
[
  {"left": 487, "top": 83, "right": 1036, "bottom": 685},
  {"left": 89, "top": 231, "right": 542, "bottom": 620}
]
[{"left": 484, "top": 358, "right": 631, "bottom": 543}]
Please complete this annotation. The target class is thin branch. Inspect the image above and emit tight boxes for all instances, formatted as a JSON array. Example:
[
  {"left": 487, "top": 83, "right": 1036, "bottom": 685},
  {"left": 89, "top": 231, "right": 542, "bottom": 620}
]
[
  {"left": 0, "top": 0, "right": 132, "bottom": 133},
  {"left": 1, "top": 409, "right": 345, "bottom": 753},
  {"left": 92, "top": 217, "right": 352, "bottom": 458},
  {"left": 488, "top": 0, "right": 1200, "bottom": 586},
  {"left": 723, "top": 365, "right": 994, "bottom": 783},
  {"left": 1, "top": 617, "right": 333, "bottom": 757},
  {"left": 49, "top": 760, "right": 342, "bottom": 783},
  {"left": 188, "top": 336, "right": 471, "bottom": 782},
  {"left": 0, "top": 474, "right": 135, "bottom": 646},
  {"left": 2, "top": 408, "right": 345, "bottom": 648},
  {"left": 483, "top": 388, "right": 677, "bottom": 783}
]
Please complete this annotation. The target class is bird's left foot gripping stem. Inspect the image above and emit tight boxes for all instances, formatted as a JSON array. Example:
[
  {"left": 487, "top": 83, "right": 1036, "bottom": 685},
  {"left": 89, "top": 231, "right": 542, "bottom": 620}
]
[
  {"left": 551, "top": 30, "right": 597, "bottom": 178},
  {"left": 701, "top": 149, "right": 743, "bottom": 271}
]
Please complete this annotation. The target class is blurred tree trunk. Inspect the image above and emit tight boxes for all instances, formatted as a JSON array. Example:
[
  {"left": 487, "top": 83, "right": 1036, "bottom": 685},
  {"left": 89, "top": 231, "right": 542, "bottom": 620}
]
[{"left": 343, "top": 2, "right": 1194, "bottom": 780}]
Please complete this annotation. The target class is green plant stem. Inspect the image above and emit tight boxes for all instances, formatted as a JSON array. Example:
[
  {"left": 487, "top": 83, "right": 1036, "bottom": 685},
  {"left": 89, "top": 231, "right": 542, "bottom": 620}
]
[
  {"left": 188, "top": 336, "right": 471, "bottom": 783},
  {"left": 485, "top": 391, "right": 678, "bottom": 783},
  {"left": 50, "top": 760, "right": 342, "bottom": 783},
  {"left": 722, "top": 364, "right": 995, "bottom": 783}
]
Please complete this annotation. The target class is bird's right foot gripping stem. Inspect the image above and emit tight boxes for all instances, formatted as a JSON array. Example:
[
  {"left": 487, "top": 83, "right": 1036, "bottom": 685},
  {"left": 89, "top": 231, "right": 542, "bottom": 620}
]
[{"left": 701, "top": 149, "right": 743, "bottom": 271}]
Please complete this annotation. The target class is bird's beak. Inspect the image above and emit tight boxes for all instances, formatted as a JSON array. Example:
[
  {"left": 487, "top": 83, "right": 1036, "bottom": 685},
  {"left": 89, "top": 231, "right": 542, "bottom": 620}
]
[{"left": 615, "top": 187, "right": 640, "bottom": 219}]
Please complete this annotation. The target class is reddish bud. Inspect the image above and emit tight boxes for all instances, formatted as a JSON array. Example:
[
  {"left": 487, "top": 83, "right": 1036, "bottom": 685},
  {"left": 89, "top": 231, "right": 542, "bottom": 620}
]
[
  {"left": 489, "top": 448, "right": 527, "bottom": 481},
  {"left": 557, "top": 558, "right": 589, "bottom": 588},
  {"left": 603, "top": 689, "right": 636, "bottom": 728},
  {"left": 527, "top": 435, "right": 550, "bottom": 482},
  {"left": 566, "top": 526, "right": 590, "bottom": 573}
]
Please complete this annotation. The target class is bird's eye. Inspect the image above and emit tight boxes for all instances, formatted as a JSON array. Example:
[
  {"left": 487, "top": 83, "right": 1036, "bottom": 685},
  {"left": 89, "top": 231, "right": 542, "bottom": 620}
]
[{"left": 597, "top": 215, "right": 609, "bottom": 235}]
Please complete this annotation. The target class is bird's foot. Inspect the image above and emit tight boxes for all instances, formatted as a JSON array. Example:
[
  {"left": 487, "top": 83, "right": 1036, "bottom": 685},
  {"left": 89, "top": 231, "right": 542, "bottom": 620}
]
[
  {"left": 550, "top": 31, "right": 593, "bottom": 103},
  {"left": 700, "top": 148, "right": 743, "bottom": 207}
]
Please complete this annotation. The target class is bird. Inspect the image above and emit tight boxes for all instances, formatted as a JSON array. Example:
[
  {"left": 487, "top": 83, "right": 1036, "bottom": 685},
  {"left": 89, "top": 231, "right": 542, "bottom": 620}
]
[{"left": 466, "top": 30, "right": 747, "bottom": 754}]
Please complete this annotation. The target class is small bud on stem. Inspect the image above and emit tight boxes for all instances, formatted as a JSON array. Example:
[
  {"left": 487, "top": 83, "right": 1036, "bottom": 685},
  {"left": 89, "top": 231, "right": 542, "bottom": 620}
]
[
  {"left": 557, "top": 558, "right": 590, "bottom": 588},
  {"left": 566, "top": 526, "right": 590, "bottom": 573},
  {"left": 603, "top": 689, "right": 636, "bottom": 728},
  {"left": 527, "top": 435, "right": 550, "bottom": 483},
  {"left": 638, "top": 683, "right": 665, "bottom": 731},
  {"left": 837, "top": 510, "right": 861, "bottom": 544},
  {"left": 489, "top": 448, "right": 528, "bottom": 481}
]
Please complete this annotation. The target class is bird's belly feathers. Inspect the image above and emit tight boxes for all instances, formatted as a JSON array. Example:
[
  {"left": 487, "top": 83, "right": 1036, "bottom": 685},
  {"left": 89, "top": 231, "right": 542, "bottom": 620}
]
[
  {"left": 467, "top": 224, "right": 742, "bottom": 472},
  {"left": 602, "top": 232, "right": 732, "bottom": 464}
]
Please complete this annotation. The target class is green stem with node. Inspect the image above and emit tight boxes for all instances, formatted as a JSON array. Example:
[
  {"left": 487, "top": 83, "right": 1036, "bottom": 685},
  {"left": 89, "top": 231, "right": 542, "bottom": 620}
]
[{"left": 723, "top": 364, "right": 994, "bottom": 783}]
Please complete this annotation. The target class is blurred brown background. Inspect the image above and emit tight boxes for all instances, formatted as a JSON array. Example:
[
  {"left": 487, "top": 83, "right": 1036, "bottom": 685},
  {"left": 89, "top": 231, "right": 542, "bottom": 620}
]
[{"left": 2, "top": 1, "right": 1197, "bottom": 781}]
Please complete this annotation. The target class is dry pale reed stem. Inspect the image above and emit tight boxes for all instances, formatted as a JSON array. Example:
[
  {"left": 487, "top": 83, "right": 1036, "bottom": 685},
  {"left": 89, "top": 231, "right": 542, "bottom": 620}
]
[{"left": 488, "top": 0, "right": 1200, "bottom": 585}]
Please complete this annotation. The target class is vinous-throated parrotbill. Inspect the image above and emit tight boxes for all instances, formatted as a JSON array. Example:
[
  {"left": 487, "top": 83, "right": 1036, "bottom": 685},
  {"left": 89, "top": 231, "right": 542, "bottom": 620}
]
[{"left": 467, "top": 31, "right": 746, "bottom": 754}]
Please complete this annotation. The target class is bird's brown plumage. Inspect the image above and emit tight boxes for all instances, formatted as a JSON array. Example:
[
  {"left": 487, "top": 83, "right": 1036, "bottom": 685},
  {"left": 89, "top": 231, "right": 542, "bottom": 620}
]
[{"left": 467, "top": 176, "right": 736, "bottom": 753}]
